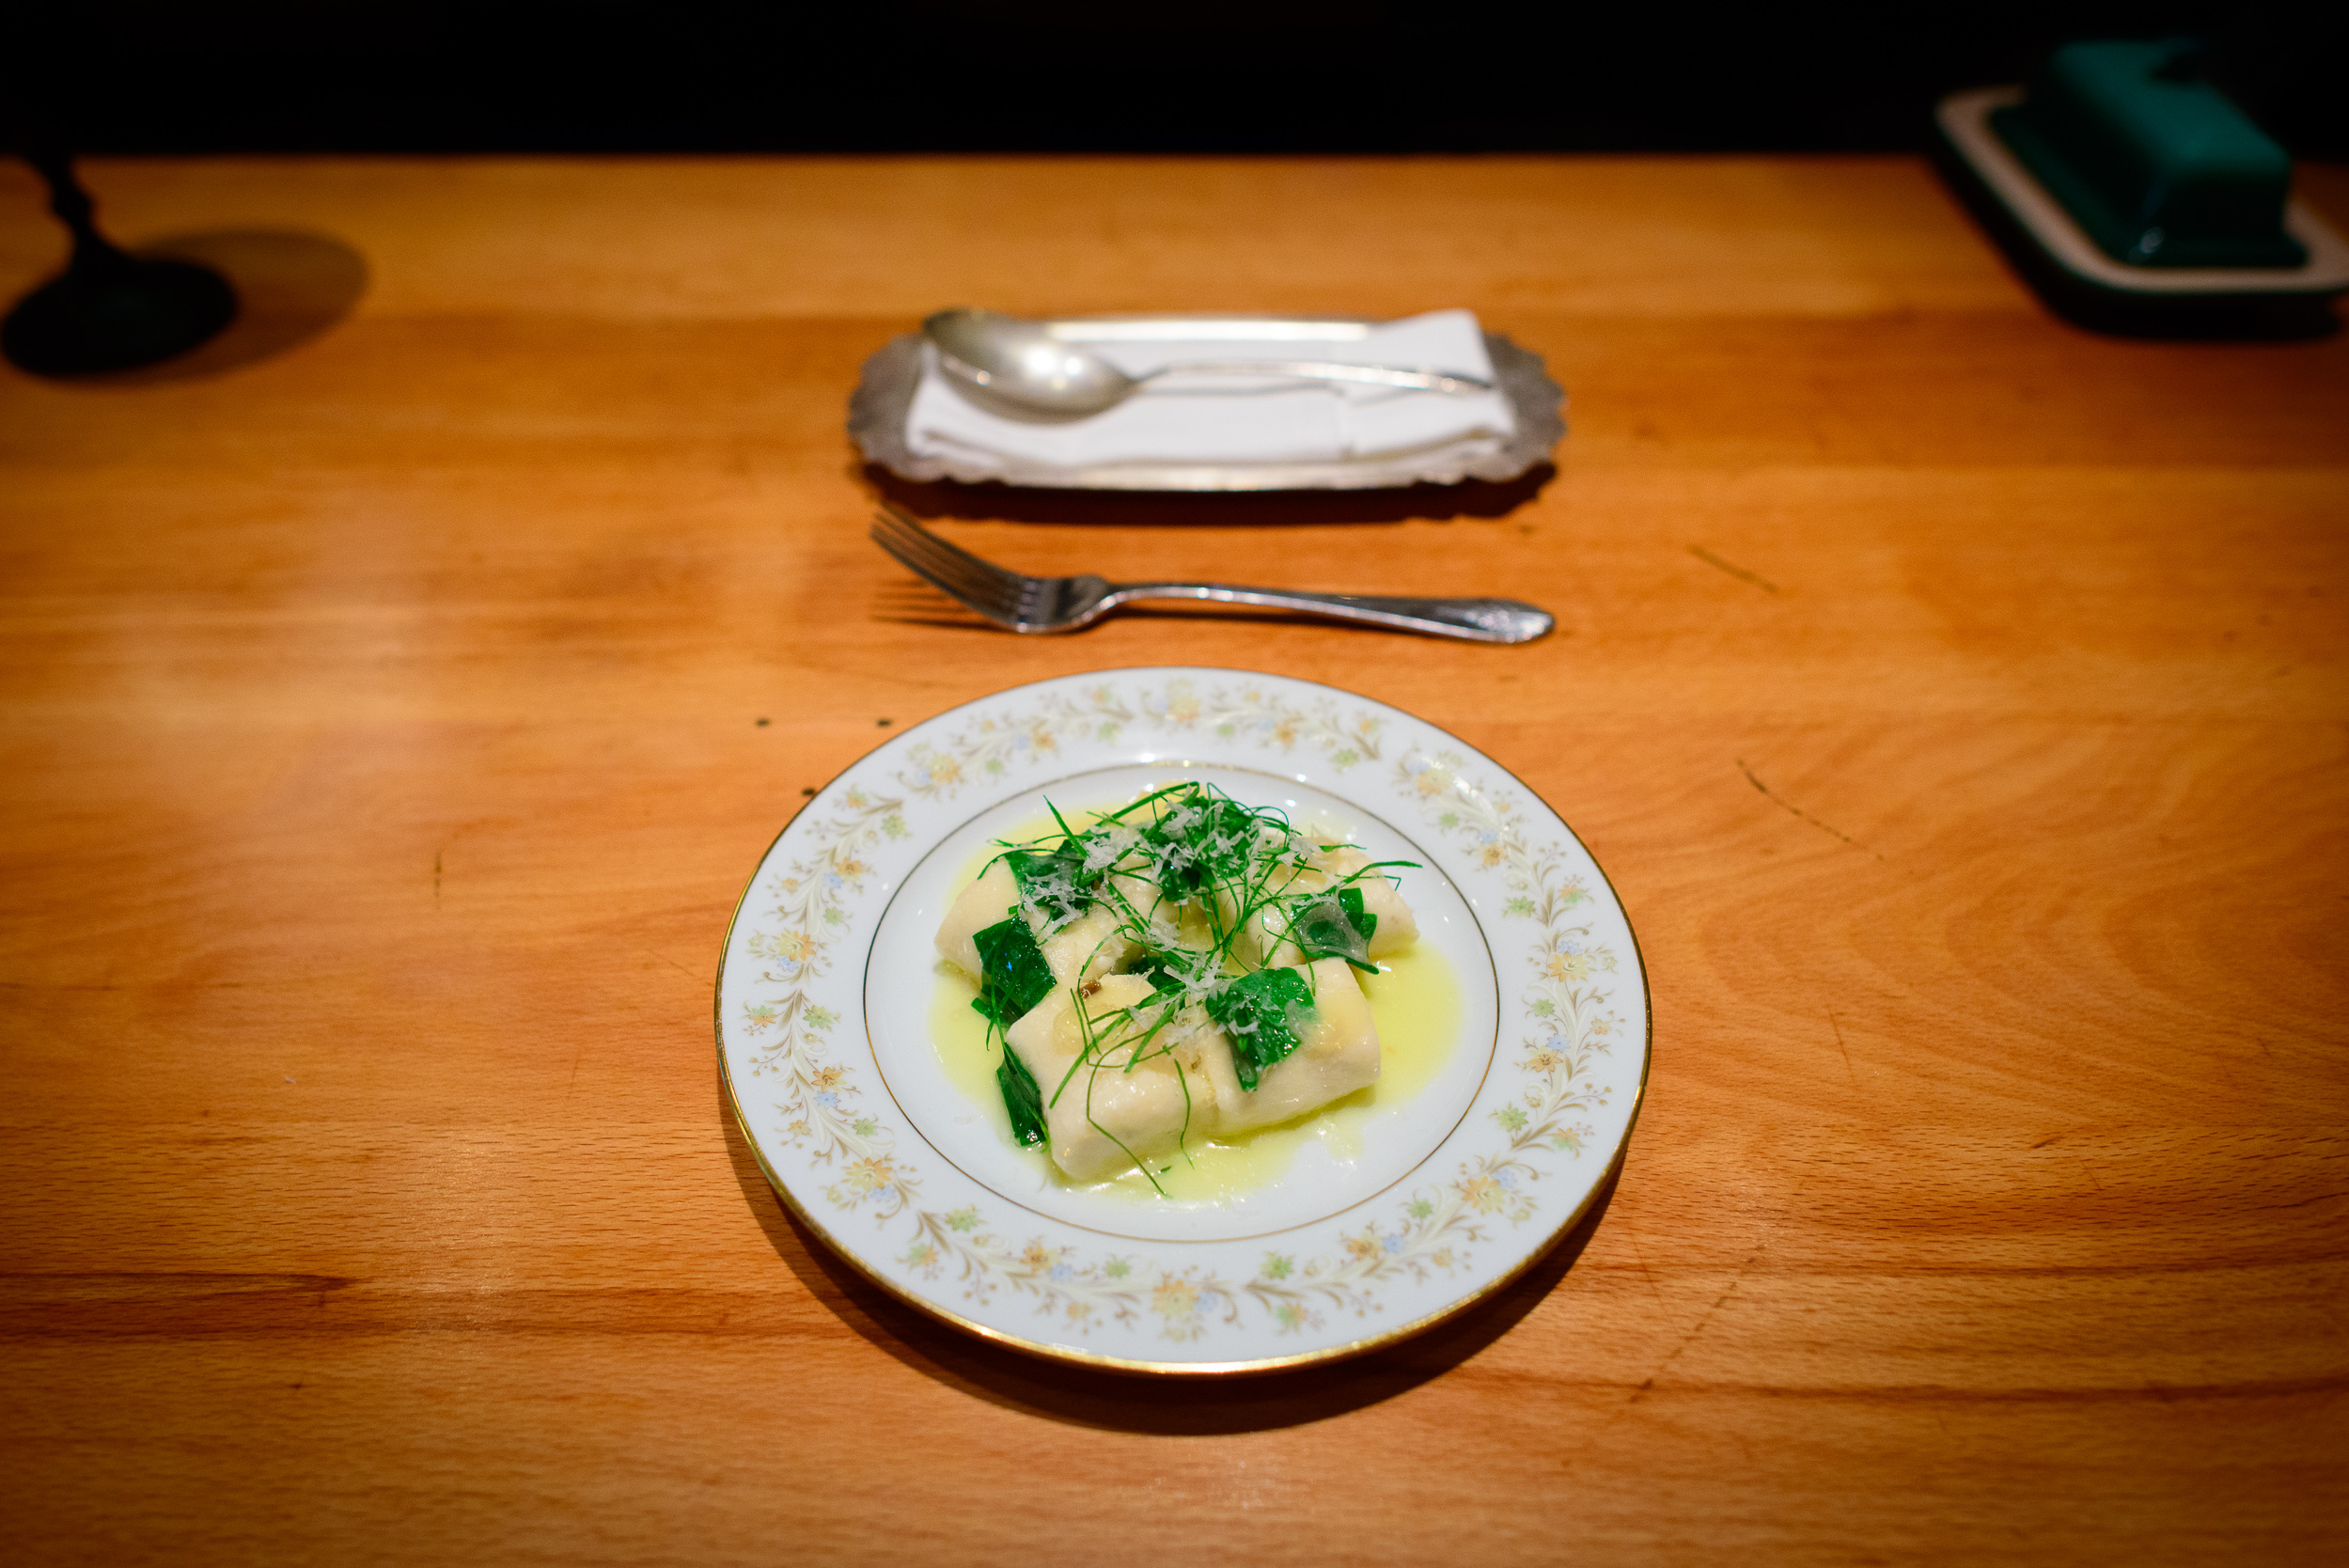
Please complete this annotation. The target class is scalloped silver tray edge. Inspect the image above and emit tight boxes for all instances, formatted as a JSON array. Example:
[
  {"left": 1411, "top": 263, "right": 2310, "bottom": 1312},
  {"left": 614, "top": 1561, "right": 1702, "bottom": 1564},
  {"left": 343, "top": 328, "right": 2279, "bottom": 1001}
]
[{"left": 848, "top": 318, "right": 1566, "bottom": 493}]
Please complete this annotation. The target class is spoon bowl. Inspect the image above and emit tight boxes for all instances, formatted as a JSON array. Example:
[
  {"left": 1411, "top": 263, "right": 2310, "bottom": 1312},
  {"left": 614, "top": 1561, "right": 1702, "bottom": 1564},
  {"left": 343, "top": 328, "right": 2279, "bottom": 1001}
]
[{"left": 926, "top": 308, "right": 1135, "bottom": 416}]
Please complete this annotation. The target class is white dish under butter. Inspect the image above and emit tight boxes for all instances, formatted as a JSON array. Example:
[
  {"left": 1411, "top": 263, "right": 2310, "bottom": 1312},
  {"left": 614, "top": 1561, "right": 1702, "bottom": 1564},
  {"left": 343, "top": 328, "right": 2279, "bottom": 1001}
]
[{"left": 715, "top": 668, "right": 1648, "bottom": 1372}]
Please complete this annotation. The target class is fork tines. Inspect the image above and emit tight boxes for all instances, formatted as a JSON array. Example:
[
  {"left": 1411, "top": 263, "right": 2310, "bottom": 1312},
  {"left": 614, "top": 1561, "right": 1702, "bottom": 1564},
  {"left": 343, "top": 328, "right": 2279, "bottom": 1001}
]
[{"left": 869, "top": 504, "right": 1024, "bottom": 627}]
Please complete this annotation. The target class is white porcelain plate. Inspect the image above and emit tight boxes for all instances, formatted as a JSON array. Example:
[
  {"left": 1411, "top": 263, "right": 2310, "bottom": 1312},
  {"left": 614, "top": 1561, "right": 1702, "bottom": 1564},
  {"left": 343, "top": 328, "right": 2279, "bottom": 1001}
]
[{"left": 715, "top": 667, "right": 1649, "bottom": 1373}]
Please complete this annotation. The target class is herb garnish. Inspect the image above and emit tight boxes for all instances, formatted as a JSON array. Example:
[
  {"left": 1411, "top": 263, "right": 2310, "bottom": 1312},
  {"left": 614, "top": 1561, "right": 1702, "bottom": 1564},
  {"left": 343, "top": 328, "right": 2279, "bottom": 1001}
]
[
  {"left": 967, "top": 781, "right": 1417, "bottom": 1184},
  {"left": 995, "top": 1042, "right": 1048, "bottom": 1147},
  {"left": 970, "top": 915, "right": 1056, "bottom": 1028},
  {"left": 1203, "top": 966, "right": 1317, "bottom": 1090},
  {"left": 1284, "top": 885, "right": 1378, "bottom": 971}
]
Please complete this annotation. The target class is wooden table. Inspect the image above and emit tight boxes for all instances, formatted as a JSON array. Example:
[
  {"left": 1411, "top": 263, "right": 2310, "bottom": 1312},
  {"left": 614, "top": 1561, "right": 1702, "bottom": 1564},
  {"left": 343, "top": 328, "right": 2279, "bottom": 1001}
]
[{"left": 3, "top": 156, "right": 2344, "bottom": 1563}]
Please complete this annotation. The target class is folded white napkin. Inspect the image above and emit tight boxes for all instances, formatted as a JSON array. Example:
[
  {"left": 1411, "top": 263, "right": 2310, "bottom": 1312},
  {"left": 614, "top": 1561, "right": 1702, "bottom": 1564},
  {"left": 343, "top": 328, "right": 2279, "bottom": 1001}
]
[{"left": 902, "top": 308, "right": 1516, "bottom": 470}]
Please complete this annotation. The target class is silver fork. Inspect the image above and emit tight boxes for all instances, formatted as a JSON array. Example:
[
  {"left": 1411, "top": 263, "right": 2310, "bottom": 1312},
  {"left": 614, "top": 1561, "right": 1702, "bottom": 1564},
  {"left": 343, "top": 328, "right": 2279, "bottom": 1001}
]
[{"left": 869, "top": 504, "right": 1554, "bottom": 643}]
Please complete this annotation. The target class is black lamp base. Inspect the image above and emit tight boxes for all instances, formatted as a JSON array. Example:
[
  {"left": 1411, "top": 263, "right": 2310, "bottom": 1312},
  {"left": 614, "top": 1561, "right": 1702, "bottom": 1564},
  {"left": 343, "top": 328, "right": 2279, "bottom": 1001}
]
[{"left": 3, "top": 255, "right": 237, "bottom": 376}]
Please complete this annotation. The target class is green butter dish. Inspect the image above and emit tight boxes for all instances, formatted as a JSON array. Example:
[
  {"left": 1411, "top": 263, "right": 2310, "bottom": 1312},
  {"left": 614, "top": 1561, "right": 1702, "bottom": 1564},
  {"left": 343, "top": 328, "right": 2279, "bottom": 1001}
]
[
  {"left": 1934, "top": 42, "right": 2348, "bottom": 330},
  {"left": 1993, "top": 40, "right": 2303, "bottom": 270}
]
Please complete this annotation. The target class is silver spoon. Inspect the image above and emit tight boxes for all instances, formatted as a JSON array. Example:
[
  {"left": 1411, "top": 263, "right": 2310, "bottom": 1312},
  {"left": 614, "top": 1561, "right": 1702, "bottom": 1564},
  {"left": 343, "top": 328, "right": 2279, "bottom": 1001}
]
[{"left": 924, "top": 308, "right": 1495, "bottom": 418}]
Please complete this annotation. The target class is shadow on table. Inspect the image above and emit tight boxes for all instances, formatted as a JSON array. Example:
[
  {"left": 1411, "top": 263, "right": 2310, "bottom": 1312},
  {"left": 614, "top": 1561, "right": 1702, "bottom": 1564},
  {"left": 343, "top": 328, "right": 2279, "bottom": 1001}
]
[
  {"left": 722, "top": 1063, "right": 1615, "bottom": 1433},
  {"left": 864, "top": 462, "right": 1557, "bottom": 528},
  {"left": 32, "top": 229, "right": 369, "bottom": 386}
]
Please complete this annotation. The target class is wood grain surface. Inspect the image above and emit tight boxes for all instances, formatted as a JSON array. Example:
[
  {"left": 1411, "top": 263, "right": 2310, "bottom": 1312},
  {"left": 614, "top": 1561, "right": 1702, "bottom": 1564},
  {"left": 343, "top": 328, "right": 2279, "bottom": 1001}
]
[{"left": 2, "top": 155, "right": 2344, "bottom": 1564}]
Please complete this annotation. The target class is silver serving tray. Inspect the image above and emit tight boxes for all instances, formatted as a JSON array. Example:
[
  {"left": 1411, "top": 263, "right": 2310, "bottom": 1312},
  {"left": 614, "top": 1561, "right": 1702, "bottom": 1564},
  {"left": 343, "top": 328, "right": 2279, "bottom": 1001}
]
[{"left": 848, "top": 315, "right": 1565, "bottom": 492}]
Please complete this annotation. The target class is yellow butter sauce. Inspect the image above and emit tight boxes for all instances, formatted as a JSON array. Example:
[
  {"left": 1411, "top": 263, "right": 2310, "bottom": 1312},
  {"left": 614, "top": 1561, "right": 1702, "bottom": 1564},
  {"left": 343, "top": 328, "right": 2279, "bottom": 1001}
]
[
  {"left": 926, "top": 942, "right": 1462, "bottom": 1203},
  {"left": 927, "top": 796, "right": 1461, "bottom": 1200}
]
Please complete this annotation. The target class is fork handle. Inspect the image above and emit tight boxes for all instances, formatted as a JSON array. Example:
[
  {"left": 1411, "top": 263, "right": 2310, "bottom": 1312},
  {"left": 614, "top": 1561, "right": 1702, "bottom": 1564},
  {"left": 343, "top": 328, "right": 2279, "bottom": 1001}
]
[
  {"left": 1135, "top": 361, "right": 1494, "bottom": 395},
  {"left": 1104, "top": 583, "right": 1553, "bottom": 644}
]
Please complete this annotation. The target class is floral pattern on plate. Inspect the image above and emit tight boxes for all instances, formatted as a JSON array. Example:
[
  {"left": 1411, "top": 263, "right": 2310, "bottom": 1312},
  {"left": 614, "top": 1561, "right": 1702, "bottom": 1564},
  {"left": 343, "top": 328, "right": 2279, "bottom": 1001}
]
[{"left": 717, "top": 668, "right": 1647, "bottom": 1370}]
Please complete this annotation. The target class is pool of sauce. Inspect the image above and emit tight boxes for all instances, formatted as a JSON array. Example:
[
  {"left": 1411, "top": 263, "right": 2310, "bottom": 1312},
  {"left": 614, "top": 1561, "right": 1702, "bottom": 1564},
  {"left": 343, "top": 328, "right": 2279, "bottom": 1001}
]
[{"left": 927, "top": 798, "right": 1462, "bottom": 1202}]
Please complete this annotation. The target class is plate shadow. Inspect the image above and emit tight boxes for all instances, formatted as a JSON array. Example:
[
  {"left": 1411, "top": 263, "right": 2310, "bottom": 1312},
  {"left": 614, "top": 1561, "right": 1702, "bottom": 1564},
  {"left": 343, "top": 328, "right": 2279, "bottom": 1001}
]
[
  {"left": 720, "top": 1060, "right": 1617, "bottom": 1434},
  {"left": 864, "top": 462, "right": 1556, "bottom": 528}
]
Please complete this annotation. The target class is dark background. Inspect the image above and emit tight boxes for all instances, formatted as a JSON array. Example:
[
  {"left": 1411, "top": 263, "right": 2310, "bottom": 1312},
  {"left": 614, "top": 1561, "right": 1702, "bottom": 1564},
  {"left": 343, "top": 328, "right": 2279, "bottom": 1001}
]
[{"left": 7, "top": 2, "right": 2344, "bottom": 157}]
